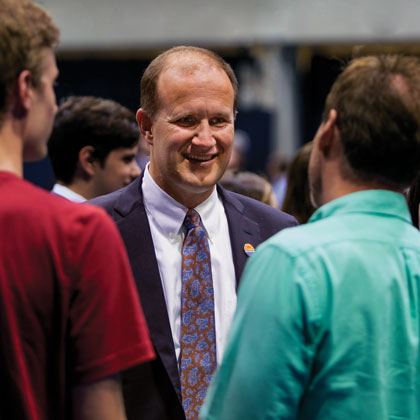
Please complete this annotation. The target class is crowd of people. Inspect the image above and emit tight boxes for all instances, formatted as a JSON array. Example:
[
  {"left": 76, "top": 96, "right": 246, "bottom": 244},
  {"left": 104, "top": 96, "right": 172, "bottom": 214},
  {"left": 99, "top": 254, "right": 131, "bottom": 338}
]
[{"left": 2, "top": 1, "right": 420, "bottom": 420}]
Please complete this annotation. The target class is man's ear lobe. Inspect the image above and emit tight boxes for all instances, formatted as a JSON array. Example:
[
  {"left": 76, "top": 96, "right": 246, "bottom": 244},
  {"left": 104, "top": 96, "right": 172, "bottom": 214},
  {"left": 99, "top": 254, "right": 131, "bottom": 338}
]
[
  {"left": 137, "top": 109, "right": 154, "bottom": 144},
  {"left": 78, "top": 146, "right": 97, "bottom": 177}
]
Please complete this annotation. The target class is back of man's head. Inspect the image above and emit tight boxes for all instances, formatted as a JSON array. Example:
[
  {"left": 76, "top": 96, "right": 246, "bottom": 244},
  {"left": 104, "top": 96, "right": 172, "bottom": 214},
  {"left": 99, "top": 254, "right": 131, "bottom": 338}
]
[
  {"left": 140, "top": 45, "right": 238, "bottom": 118},
  {"left": 0, "top": 0, "right": 59, "bottom": 125},
  {"left": 48, "top": 96, "right": 139, "bottom": 185},
  {"left": 323, "top": 55, "right": 420, "bottom": 190}
]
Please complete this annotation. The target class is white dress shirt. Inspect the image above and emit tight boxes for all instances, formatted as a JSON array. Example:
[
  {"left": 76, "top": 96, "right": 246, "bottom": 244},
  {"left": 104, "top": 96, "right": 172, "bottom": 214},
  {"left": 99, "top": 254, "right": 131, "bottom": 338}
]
[
  {"left": 51, "top": 184, "right": 86, "bottom": 203},
  {"left": 142, "top": 165, "right": 237, "bottom": 365}
]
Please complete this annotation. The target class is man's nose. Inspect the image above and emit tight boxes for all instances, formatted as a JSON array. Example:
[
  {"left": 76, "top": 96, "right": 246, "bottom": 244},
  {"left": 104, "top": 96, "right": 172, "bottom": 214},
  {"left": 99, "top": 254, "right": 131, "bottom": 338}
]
[{"left": 192, "top": 121, "right": 216, "bottom": 147}]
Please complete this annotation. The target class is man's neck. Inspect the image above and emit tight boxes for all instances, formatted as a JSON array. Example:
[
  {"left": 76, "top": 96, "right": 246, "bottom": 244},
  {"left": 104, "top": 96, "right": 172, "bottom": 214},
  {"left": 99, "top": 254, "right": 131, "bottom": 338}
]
[
  {"left": 320, "top": 160, "right": 403, "bottom": 207},
  {"left": 0, "top": 121, "right": 24, "bottom": 177}
]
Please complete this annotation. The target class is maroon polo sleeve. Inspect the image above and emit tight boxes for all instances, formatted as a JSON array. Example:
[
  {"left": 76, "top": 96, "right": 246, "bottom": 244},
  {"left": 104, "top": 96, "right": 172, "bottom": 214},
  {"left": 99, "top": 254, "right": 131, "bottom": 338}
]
[{"left": 65, "top": 205, "right": 155, "bottom": 384}]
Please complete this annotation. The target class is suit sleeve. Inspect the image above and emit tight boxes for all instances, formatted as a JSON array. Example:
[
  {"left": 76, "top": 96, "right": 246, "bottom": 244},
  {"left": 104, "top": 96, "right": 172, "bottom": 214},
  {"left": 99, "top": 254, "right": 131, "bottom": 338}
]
[
  {"left": 65, "top": 206, "right": 155, "bottom": 385},
  {"left": 201, "top": 243, "right": 322, "bottom": 420}
]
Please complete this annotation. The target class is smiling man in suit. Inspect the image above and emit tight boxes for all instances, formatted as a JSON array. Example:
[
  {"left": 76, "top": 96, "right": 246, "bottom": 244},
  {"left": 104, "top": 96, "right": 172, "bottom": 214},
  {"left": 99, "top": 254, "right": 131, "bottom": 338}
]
[{"left": 90, "top": 46, "right": 297, "bottom": 420}]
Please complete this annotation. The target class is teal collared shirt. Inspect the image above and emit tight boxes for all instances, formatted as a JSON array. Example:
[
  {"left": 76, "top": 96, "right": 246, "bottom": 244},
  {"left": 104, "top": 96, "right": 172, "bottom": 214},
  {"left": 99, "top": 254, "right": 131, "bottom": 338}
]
[{"left": 201, "top": 190, "right": 420, "bottom": 420}]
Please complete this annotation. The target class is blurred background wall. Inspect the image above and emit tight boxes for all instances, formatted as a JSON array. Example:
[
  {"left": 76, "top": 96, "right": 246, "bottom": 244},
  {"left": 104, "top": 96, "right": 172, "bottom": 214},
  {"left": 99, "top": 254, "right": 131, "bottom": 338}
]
[{"left": 26, "top": 0, "right": 420, "bottom": 189}]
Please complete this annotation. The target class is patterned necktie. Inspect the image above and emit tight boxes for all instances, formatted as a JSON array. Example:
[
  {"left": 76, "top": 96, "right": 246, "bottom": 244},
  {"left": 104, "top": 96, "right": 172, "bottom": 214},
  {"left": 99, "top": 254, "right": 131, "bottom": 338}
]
[{"left": 180, "top": 209, "right": 217, "bottom": 420}]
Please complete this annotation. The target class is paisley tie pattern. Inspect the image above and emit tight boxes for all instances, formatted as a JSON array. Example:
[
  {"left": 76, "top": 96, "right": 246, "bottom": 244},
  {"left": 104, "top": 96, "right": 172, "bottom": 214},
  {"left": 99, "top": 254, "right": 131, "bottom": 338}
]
[{"left": 180, "top": 209, "right": 217, "bottom": 420}]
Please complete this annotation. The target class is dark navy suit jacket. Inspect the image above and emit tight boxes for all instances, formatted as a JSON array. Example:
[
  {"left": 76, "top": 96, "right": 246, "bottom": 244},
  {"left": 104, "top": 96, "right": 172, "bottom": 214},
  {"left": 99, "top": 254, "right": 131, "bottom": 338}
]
[{"left": 90, "top": 175, "right": 297, "bottom": 420}]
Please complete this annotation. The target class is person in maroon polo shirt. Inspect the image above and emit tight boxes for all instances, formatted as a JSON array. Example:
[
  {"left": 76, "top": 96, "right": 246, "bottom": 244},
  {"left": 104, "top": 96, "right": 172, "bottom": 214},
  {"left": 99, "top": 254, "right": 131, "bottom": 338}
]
[{"left": 0, "top": 1, "right": 154, "bottom": 419}]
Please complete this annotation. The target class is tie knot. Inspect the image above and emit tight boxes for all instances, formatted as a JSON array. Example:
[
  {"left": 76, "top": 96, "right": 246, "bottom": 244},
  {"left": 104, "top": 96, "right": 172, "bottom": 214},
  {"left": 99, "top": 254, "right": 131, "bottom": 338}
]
[{"left": 183, "top": 209, "right": 201, "bottom": 231}]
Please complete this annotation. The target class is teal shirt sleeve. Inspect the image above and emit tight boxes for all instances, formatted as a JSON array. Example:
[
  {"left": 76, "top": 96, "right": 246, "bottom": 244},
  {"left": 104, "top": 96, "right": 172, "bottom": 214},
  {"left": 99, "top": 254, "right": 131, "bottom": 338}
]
[{"left": 201, "top": 242, "right": 324, "bottom": 420}]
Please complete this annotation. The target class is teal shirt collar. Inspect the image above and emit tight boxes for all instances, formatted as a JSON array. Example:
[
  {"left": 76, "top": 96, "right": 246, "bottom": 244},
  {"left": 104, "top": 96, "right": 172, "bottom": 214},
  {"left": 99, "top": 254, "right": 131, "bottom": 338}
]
[{"left": 309, "top": 189, "right": 411, "bottom": 224}]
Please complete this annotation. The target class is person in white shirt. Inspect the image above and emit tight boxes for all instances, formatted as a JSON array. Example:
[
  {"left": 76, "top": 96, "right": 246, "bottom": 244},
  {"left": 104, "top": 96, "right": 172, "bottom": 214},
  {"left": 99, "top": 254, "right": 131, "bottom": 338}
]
[{"left": 48, "top": 96, "right": 141, "bottom": 201}]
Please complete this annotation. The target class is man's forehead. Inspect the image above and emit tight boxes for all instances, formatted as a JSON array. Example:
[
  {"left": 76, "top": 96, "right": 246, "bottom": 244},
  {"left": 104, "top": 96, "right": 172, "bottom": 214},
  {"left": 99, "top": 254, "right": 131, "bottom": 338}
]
[
  {"left": 160, "top": 57, "right": 222, "bottom": 82},
  {"left": 157, "top": 60, "right": 231, "bottom": 99},
  {"left": 155, "top": 67, "right": 233, "bottom": 112},
  {"left": 151, "top": 52, "right": 235, "bottom": 114}
]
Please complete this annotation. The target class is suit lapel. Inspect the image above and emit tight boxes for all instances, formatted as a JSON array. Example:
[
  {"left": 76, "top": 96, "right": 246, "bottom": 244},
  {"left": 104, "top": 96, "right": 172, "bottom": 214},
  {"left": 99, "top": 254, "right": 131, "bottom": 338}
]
[
  {"left": 218, "top": 186, "right": 262, "bottom": 286},
  {"left": 113, "top": 178, "right": 182, "bottom": 400}
]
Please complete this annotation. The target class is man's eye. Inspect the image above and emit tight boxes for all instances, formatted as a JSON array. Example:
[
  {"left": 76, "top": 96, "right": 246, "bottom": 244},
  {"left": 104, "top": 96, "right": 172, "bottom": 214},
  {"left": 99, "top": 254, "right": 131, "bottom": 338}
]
[
  {"left": 122, "top": 156, "right": 135, "bottom": 163},
  {"left": 210, "top": 117, "right": 227, "bottom": 126},
  {"left": 175, "top": 117, "right": 195, "bottom": 126}
]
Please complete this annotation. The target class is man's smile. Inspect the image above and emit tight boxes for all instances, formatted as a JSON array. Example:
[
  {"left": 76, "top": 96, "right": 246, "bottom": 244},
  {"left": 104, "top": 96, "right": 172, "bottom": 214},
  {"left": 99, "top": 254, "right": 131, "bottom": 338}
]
[{"left": 183, "top": 153, "right": 217, "bottom": 163}]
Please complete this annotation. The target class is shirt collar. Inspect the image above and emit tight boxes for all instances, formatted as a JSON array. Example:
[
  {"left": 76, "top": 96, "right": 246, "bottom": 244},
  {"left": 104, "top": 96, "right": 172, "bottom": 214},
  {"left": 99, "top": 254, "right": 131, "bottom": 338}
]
[
  {"left": 51, "top": 184, "right": 86, "bottom": 203},
  {"left": 142, "top": 164, "right": 219, "bottom": 240},
  {"left": 309, "top": 189, "right": 411, "bottom": 224}
]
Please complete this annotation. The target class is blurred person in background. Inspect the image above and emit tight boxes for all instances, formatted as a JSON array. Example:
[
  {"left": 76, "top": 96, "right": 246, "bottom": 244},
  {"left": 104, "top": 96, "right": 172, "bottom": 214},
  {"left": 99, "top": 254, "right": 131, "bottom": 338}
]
[
  {"left": 136, "top": 133, "right": 150, "bottom": 171},
  {"left": 220, "top": 171, "right": 277, "bottom": 207},
  {"left": 202, "top": 55, "right": 420, "bottom": 420},
  {"left": 282, "top": 141, "right": 315, "bottom": 223},
  {"left": 266, "top": 152, "right": 290, "bottom": 208},
  {"left": 48, "top": 96, "right": 141, "bottom": 201},
  {"left": 91, "top": 45, "right": 297, "bottom": 420},
  {"left": 226, "top": 129, "right": 250, "bottom": 172},
  {"left": 0, "top": 1, "right": 154, "bottom": 419}
]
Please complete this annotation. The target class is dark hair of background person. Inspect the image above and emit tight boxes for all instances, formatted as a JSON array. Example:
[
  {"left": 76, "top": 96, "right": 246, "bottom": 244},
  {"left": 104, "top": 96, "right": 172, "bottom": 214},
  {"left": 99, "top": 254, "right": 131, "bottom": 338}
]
[
  {"left": 282, "top": 141, "right": 315, "bottom": 224},
  {"left": 48, "top": 96, "right": 140, "bottom": 184},
  {"left": 140, "top": 45, "right": 239, "bottom": 118},
  {"left": 322, "top": 55, "right": 420, "bottom": 190},
  {"left": 407, "top": 170, "right": 420, "bottom": 228},
  {"left": 0, "top": 0, "right": 59, "bottom": 124},
  {"left": 220, "top": 171, "right": 277, "bottom": 207}
]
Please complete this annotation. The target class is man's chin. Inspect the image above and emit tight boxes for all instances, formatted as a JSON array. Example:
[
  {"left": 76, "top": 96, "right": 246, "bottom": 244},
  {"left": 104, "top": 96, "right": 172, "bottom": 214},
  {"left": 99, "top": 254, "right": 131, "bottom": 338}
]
[
  {"left": 180, "top": 166, "right": 219, "bottom": 185},
  {"left": 184, "top": 181, "right": 216, "bottom": 195}
]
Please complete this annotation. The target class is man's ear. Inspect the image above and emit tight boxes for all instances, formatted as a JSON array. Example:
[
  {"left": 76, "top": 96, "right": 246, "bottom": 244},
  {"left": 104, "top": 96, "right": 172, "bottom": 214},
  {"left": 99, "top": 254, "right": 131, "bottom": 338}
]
[
  {"left": 137, "top": 109, "right": 154, "bottom": 145},
  {"left": 78, "top": 146, "right": 97, "bottom": 177},
  {"left": 318, "top": 109, "right": 339, "bottom": 157},
  {"left": 10, "top": 70, "right": 34, "bottom": 117}
]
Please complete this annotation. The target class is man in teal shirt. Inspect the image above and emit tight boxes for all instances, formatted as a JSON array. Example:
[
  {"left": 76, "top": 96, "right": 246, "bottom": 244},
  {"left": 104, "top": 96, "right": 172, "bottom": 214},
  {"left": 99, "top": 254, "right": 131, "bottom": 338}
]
[{"left": 201, "top": 55, "right": 420, "bottom": 419}]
